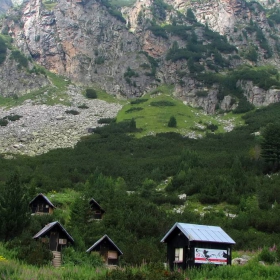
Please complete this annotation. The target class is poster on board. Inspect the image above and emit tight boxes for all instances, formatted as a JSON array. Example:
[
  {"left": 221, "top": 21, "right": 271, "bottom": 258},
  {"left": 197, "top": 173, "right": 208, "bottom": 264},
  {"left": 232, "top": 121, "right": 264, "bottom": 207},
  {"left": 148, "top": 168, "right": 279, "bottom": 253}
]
[{"left": 195, "top": 248, "right": 228, "bottom": 265}]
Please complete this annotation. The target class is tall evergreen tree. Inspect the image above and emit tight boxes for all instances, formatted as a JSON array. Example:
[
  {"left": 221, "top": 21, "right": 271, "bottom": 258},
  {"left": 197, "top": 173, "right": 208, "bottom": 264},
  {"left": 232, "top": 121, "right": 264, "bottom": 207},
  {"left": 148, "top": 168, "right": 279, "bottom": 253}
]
[
  {"left": 0, "top": 172, "right": 30, "bottom": 241},
  {"left": 261, "top": 123, "right": 280, "bottom": 171}
]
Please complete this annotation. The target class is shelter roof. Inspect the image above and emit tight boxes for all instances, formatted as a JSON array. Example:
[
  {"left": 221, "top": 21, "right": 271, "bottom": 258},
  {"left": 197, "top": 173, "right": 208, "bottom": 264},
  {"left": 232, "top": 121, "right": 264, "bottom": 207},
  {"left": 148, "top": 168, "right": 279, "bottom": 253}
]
[
  {"left": 89, "top": 198, "right": 105, "bottom": 213},
  {"left": 86, "top": 234, "right": 123, "bottom": 254},
  {"left": 29, "top": 193, "right": 55, "bottom": 208},
  {"left": 161, "top": 222, "right": 235, "bottom": 244},
  {"left": 33, "top": 221, "right": 74, "bottom": 243}
]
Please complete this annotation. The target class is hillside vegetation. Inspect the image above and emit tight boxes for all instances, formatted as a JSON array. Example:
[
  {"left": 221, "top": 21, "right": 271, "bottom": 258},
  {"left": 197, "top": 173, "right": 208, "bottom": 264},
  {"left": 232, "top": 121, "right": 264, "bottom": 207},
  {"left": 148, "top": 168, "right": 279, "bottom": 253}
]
[
  {"left": 0, "top": 101, "right": 280, "bottom": 273},
  {"left": 1, "top": 0, "right": 280, "bottom": 277}
]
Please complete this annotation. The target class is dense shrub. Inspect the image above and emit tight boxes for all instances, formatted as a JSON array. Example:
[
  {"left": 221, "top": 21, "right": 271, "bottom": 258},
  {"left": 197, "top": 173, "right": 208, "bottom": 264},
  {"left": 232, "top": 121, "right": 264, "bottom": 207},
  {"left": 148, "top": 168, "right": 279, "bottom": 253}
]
[
  {"left": 85, "top": 88, "right": 97, "bottom": 99},
  {"left": 258, "top": 246, "right": 277, "bottom": 264},
  {"left": 148, "top": 25, "right": 168, "bottom": 39},
  {"left": 3, "top": 115, "right": 22, "bottom": 121},
  {"left": 130, "top": 99, "right": 148, "bottom": 105},
  {"left": 99, "top": 0, "right": 126, "bottom": 23},
  {"left": 196, "top": 91, "right": 208, "bottom": 97},
  {"left": 63, "top": 248, "right": 103, "bottom": 266},
  {"left": 10, "top": 50, "right": 28, "bottom": 68},
  {"left": 78, "top": 104, "right": 89, "bottom": 109},
  {"left": 206, "top": 123, "right": 218, "bottom": 131},
  {"left": 150, "top": 101, "right": 175, "bottom": 107},
  {"left": 65, "top": 110, "right": 80, "bottom": 115},
  {"left": 125, "top": 107, "right": 143, "bottom": 113},
  {"left": 124, "top": 67, "right": 139, "bottom": 78},
  {"left": 17, "top": 240, "right": 53, "bottom": 266},
  {"left": 0, "top": 119, "right": 8, "bottom": 126},
  {"left": 97, "top": 118, "right": 116, "bottom": 124},
  {"left": 0, "top": 36, "right": 7, "bottom": 65},
  {"left": 168, "top": 116, "right": 177, "bottom": 128},
  {"left": 233, "top": 98, "right": 255, "bottom": 114},
  {"left": 94, "top": 56, "right": 105, "bottom": 64}
]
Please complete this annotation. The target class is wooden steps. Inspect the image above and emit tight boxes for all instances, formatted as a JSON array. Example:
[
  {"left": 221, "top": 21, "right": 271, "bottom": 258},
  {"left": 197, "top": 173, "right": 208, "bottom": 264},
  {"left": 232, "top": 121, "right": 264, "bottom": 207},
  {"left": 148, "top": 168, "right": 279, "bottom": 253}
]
[{"left": 52, "top": 251, "right": 62, "bottom": 267}]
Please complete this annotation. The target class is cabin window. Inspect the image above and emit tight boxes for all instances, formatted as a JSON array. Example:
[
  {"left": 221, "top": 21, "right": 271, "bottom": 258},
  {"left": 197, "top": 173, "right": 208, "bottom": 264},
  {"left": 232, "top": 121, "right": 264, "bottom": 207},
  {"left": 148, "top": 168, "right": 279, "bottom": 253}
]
[
  {"left": 108, "top": 250, "right": 118, "bottom": 259},
  {"left": 59, "top": 239, "right": 67, "bottom": 245},
  {"left": 174, "top": 248, "right": 183, "bottom": 262}
]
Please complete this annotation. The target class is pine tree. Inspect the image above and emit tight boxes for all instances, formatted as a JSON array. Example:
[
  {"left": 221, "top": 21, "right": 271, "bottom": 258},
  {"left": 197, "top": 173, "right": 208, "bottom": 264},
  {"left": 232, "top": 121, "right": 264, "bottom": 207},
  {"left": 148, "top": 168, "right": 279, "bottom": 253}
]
[
  {"left": 168, "top": 116, "right": 177, "bottom": 128},
  {"left": 0, "top": 172, "right": 30, "bottom": 241},
  {"left": 261, "top": 123, "right": 280, "bottom": 171}
]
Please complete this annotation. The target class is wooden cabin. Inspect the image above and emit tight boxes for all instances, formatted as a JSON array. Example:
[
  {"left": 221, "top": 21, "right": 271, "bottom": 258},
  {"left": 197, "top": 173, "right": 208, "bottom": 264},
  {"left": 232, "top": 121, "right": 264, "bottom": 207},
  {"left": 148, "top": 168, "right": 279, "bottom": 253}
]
[
  {"left": 29, "top": 193, "right": 55, "bottom": 215},
  {"left": 86, "top": 235, "right": 123, "bottom": 265},
  {"left": 161, "top": 222, "right": 235, "bottom": 270},
  {"left": 89, "top": 198, "right": 105, "bottom": 220},
  {"left": 33, "top": 221, "right": 74, "bottom": 267}
]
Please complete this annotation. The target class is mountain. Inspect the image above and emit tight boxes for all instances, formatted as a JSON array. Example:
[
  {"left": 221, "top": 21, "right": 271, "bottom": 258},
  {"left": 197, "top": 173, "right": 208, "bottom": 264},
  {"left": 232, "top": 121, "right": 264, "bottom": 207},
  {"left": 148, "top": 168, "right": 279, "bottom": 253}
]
[{"left": 1, "top": 0, "right": 280, "bottom": 113}]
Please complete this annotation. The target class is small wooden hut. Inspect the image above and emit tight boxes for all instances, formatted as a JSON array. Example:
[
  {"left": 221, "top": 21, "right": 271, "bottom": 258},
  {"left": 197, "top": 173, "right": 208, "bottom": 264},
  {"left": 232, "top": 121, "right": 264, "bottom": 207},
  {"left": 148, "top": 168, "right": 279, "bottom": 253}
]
[
  {"left": 89, "top": 198, "right": 105, "bottom": 220},
  {"left": 161, "top": 222, "right": 235, "bottom": 270},
  {"left": 33, "top": 221, "right": 74, "bottom": 267},
  {"left": 29, "top": 193, "right": 55, "bottom": 215},
  {"left": 86, "top": 235, "right": 123, "bottom": 265}
]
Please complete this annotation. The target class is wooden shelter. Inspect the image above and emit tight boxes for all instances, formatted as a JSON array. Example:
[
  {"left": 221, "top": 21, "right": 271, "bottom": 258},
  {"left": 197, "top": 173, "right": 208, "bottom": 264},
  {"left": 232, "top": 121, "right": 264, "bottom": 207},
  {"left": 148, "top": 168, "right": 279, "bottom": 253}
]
[
  {"left": 89, "top": 198, "right": 105, "bottom": 220},
  {"left": 161, "top": 223, "right": 235, "bottom": 270},
  {"left": 86, "top": 235, "right": 123, "bottom": 265},
  {"left": 33, "top": 221, "right": 74, "bottom": 267},
  {"left": 29, "top": 193, "right": 55, "bottom": 215}
]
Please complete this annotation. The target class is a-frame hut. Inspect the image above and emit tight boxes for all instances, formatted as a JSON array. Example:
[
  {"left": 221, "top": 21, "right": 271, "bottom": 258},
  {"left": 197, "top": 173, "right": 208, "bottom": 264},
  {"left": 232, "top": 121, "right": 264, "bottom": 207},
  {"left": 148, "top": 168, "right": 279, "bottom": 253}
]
[
  {"left": 33, "top": 221, "right": 74, "bottom": 267},
  {"left": 86, "top": 235, "right": 122, "bottom": 265},
  {"left": 161, "top": 222, "right": 235, "bottom": 270},
  {"left": 89, "top": 198, "right": 105, "bottom": 220},
  {"left": 29, "top": 193, "right": 55, "bottom": 215}
]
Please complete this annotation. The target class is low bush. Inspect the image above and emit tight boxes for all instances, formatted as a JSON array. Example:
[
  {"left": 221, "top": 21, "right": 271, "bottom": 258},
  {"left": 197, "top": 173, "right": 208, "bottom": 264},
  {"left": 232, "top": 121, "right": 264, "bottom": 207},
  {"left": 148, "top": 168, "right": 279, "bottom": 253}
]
[
  {"left": 125, "top": 107, "right": 143, "bottom": 113},
  {"left": 206, "top": 123, "right": 218, "bottom": 131},
  {"left": 258, "top": 246, "right": 277, "bottom": 264},
  {"left": 17, "top": 240, "right": 53, "bottom": 266},
  {"left": 0, "top": 119, "right": 8, "bottom": 126},
  {"left": 196, "top": 91, "right": 208, "bottom": 97},
  {"left": 85, "top": 88, "right": 97, "bottom": 99},
  {"left": 130, "top": 99, "right": 148, "bottom": 105},
  {"left": 97, "top": 118, "right": 116, "bottom": 124},
  {"left": 78, "top": 104, "right": 89, "bottom": 109},
  {"left": 0, "top": 36, "right": 7, "bottom": 65},
  {"left": 3, "top": 115, "right": 22, "bottom": 121},
  {"left": 65, "top": 110, "right": 80, "bottom": 115},
  {"left": 150, "top": 101, "right": 175, "bottom": 107},
  {"left": 63, "top": 247, "right": 103, "bottom": 267},
  {"left": 168, "top": 116, "right": 177, "bottom": 128},
  {"left": 10, "top": 50, "right": 28, "bottom": 68}
]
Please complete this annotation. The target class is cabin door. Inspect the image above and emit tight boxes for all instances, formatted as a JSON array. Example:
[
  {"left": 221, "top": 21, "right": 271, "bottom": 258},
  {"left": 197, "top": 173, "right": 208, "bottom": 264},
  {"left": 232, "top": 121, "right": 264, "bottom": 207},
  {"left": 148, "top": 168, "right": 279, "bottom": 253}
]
[{"left": 50, "top": 232, "right": 59, "bottom": 251}]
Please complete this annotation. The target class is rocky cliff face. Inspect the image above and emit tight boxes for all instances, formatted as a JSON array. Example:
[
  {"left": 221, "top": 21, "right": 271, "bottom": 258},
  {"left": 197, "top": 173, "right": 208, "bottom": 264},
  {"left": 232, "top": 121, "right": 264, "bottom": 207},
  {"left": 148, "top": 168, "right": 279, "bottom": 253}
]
[
  {"left": 0, "top": 0, "right": 12, "bottom": 15},
  {"left": 4, "top": 0, "right": 155, "bottom": 97},
  {"left": 0, "top": 49, "right": 49, "bottom": 97},
  {"left": 2, "top": 0, "right": 280, "bottom": 113}
]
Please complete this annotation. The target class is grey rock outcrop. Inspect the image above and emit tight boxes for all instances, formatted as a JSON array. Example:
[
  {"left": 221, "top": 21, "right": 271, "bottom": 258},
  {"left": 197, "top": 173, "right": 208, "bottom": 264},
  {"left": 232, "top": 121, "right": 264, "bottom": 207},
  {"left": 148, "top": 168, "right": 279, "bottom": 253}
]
[
  {"left": 0, "top": 85, "right": 122, "bottom": 156},
  {"left": 0, "top": 50, "right": 50, "bottom": 97}
]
